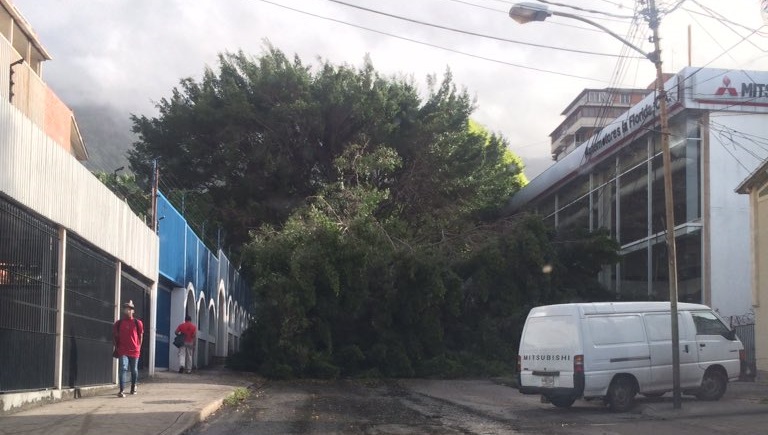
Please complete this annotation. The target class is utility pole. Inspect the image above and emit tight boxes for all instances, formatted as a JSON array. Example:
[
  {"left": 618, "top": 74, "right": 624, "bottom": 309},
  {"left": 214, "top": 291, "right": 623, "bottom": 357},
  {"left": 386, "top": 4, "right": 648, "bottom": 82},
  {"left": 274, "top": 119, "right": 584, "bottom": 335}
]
[
  {"left": 151, "top": 159, "right": 159, "bottom": 233},
  {"left": 646, "top": 0, "right": 682, "bottom": 410}
]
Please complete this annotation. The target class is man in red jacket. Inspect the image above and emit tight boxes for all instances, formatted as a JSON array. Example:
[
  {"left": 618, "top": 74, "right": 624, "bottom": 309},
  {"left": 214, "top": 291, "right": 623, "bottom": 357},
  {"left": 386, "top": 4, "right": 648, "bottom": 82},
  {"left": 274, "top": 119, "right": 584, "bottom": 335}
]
[
  {"left": 113, "top": 300, "right": 144, "bottom": 397},
  {"left": 175, "top": 315, "right": 197, "bottom": 374}
]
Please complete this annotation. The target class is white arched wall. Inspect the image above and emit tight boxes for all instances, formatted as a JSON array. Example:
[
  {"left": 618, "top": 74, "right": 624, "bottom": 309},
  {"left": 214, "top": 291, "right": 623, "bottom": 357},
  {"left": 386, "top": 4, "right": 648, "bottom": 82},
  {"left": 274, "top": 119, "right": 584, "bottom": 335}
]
[
  {"left": 216, "top": 282, "right": 228, "bottom": 358},
  {"left": 196, "top": 292, "right": 208, "bottom": 369},
  {"left": 169, "top": 284, "right": 198, "bottom": 372}
]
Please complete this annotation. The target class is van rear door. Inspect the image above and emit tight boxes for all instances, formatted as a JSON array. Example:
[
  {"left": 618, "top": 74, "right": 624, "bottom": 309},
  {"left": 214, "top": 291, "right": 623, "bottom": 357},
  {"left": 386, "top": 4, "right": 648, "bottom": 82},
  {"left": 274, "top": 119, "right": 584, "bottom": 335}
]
[{"left": 519, "top": 314, "right": 580, "bottom": 390}]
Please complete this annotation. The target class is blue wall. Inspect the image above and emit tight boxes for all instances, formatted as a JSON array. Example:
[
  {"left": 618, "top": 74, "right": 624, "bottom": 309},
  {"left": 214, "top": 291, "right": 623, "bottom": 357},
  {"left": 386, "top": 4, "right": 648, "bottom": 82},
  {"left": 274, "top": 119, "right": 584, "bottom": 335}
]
[{"left": 156, "top": 192, "right": 250, "bottom": 308}]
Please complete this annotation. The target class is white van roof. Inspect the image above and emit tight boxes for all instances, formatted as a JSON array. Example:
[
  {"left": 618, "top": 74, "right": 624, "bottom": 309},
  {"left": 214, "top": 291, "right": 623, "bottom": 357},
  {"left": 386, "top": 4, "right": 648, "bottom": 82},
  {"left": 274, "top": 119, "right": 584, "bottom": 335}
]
[{"left": 529, "top": 302, "right": 711, "bottom": 317}]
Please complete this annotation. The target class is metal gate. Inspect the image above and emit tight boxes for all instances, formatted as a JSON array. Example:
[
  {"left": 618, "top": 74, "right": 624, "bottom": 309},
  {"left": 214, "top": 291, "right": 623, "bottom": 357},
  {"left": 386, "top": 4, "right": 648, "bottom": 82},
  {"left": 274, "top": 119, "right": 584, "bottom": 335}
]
[
  {"left": 730, "top": 313, "right": 756, "bottom": 381},
  {"left": 0, "top": 197, "right": 59, "bottom": 392},
  {"left": 63, "top": 236, "right": 117, "bottom": 388}
]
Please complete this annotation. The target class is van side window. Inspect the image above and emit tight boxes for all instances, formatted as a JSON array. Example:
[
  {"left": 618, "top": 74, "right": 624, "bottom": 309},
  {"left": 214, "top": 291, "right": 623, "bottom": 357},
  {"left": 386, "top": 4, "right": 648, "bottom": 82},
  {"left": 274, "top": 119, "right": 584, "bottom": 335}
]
[
  {"left": 588, "top": 315, "right": 645, "bottom": 345},
  {"left": 691, "top": 312, "right": 730, "bottom": 337},
  {"left": 644, "top": 313, "right": 685, "bottom": 341}
]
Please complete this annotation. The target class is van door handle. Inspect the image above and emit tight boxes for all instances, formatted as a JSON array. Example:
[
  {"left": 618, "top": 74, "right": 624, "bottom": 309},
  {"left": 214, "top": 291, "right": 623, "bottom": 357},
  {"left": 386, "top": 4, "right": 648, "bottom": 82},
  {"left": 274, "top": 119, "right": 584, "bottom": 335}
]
[{"left": 699, "top": 343, "right": 706, "bottom": 348}]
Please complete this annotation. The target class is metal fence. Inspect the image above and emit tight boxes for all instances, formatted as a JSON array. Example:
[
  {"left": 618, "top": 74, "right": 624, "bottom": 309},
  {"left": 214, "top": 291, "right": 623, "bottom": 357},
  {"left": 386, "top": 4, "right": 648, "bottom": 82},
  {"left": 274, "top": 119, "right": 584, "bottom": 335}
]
[
  {"left": 62, "top": 236, "right": 116, "bottom": 388},
  {"left": 727, "top": 312, "right": 756, "bottom": 381},
  {"left": 0, "top": 197, "right": 59, "bottom": 392},
  {"left": 121, "top": 273, "right": 151, "bottom": 369}
]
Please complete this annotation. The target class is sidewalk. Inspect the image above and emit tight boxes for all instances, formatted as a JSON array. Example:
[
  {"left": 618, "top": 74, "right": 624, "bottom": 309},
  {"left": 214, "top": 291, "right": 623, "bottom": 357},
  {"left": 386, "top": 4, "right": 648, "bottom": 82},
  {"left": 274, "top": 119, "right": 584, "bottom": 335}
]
[
  {"left": 0, "top": 369, "right": 256, "bottom": 435},
  {"left": 638, "top": 380, "right": 768, "bottom": 419}
]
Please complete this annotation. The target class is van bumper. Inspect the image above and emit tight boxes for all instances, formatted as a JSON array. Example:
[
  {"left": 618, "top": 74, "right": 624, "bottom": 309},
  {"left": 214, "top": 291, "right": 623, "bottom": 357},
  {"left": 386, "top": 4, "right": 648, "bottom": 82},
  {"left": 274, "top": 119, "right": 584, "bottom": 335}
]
[{"left": 518, "top": 373, "right": 585, "bottom": 398}]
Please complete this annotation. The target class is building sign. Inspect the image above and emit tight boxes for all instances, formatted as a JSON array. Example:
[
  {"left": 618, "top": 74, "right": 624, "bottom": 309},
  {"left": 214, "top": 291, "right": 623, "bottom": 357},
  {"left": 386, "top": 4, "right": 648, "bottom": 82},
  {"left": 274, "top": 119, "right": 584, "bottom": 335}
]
[
  {"left": 584, "top": 76, "right": 679, "bottom": 158},
  {"left": 692, "top": 69, "right": 768, "bottom": 105}
]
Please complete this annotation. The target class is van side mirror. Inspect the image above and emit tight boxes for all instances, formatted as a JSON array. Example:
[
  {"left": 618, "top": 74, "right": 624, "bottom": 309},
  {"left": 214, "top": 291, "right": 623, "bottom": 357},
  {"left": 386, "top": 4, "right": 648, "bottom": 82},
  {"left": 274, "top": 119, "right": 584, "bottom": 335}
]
[{"left": 725, "top": 330, "right": 737, "bottom": 341}]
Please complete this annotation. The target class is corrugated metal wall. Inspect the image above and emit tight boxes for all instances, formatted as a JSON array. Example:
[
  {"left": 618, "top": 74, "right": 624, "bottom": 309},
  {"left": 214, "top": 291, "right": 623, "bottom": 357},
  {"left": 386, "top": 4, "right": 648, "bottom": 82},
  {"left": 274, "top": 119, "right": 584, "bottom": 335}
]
[
  {"left": 0, "top": 96, "right": 158, "bottom": 279},
  {"left": 0, "top": 30, "right": 156, "bottom": 280}
]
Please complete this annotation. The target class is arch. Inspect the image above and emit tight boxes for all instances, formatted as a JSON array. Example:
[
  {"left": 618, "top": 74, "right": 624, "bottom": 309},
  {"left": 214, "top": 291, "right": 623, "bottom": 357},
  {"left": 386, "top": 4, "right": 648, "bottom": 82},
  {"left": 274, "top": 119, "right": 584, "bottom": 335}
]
[
  {"left": 217, "top": 281, "right": 227, "bottom": 357},
  {"left": 196, "top": 294, "right": 208, "bottom": 338},
  {"left": 228, "top": 298, "right": 235, "bottom": 330},
  {"left": 207, "top": 298, "right": 217, "bottom": 339},
  {"left": 184, "top": 285, "right": 197, "bottom": 325}
]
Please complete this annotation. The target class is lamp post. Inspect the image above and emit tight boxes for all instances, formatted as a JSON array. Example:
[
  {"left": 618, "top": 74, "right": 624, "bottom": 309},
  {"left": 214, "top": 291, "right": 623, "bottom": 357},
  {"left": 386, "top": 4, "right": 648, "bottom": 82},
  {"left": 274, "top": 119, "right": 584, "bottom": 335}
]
[{"left": 510, "top": 0, "right": 682, "bottom": 409}]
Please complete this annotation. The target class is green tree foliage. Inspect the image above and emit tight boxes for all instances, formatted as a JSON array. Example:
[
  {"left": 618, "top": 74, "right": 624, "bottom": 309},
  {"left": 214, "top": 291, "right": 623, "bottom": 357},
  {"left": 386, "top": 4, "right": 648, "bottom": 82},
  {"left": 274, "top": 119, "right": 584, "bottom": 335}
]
[
  {"left": 128, "top": 48, "right": 526, "bottom": 250},
  {"left": 93, "top": 172, "right": 150, "bottom": 221},
  {"left": 232, "top": 142, "right": 618, "bottom": 379},
  {"left": 128, "top": 47, "right": 619, "bottom": 378}
]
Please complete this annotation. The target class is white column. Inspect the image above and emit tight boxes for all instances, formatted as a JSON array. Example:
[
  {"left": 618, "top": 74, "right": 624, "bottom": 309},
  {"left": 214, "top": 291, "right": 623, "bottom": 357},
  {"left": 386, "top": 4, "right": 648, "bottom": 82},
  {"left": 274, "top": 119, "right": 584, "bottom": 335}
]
[
  {"left": 148, "top": 281, "right": 158, "bottom": 376},
  {"left": 169, "top": 287, "right": 187, "bottom": 372},
  {"left": 53, "top": 227, "right": 67, "bottom": 390},
  {"left": 114, "top": 261, "right": 122, "bottom": 384}
]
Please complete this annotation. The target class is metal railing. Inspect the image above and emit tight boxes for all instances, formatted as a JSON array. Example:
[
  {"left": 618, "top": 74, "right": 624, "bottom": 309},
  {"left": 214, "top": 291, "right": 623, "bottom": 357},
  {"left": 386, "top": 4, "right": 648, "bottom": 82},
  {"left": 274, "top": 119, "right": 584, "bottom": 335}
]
[
  {"left": 62, "top": 236, "right": 116, "bottom": 387},
  {"left": 0, "top": 197, "right": 59, "bottom": 392}
]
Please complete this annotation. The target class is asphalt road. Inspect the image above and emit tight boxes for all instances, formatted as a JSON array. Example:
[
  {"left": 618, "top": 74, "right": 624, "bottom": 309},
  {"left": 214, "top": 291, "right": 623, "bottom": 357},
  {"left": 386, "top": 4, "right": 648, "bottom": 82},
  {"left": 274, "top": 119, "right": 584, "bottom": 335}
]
[{"left": 189, "top": 379, "right": 768, "bottom": 434}]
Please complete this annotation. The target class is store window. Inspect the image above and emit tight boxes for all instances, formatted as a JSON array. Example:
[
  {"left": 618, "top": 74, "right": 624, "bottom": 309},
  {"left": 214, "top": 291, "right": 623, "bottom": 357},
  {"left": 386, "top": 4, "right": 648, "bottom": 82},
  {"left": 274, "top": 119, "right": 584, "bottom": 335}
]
[
  {"left": 651, "top": 136, "right": 701, "bottom": 233},
  {"left": 619, "top": 247, "right": 648, "bottom": 300},
  {"left": 591, "top": 181, "right": 615, "bottom": 236},
  {"left": 650, "top": 231, "right": 702, "bottom": 303},
  {"left": 559, "top": 196, "right": 590, "bottom": 232},
  {"left": 619, "top": 164, "right": 649, "bottom": 244}
]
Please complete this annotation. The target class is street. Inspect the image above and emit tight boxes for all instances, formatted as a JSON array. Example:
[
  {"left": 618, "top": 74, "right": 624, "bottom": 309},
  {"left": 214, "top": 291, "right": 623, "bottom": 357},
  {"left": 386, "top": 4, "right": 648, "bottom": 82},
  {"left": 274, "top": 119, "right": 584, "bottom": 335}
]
[{"left": 189, "top": 379, "right": 768, "bottom": 434}]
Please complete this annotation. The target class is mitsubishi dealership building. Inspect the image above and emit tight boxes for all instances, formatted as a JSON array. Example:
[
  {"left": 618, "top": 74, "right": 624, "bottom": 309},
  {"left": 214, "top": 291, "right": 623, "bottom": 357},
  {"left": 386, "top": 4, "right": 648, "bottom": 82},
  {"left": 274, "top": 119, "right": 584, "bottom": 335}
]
[{"left": 509, "top": 67, "right": 768, "bottom": 319}]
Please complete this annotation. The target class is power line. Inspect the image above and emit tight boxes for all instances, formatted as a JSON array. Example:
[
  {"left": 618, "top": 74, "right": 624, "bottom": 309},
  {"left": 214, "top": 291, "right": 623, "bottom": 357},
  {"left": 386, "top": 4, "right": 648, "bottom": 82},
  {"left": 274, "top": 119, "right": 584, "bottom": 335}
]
[
  {"left": 322, "top": 0, "right": 643, "bottom": 58},
  {"left": 684, "top": 1, "right": 768, "bottom": 38},
  {"left": 660, "top": 0, "right": 687, "bottom": 17},
  {"left": 257, "top": 0, "right": 614, "bottom": 82},
  {"left": 443, "top": 0, "right": 607, "bottom": 33}
]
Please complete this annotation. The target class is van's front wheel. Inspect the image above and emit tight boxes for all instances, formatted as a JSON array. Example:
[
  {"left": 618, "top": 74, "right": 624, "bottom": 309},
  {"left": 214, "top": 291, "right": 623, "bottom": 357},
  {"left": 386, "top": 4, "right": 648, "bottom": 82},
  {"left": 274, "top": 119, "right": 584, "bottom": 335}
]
[
  {"left": 696, "top": 369, "right": 727, "bottom": 401},
  {"left": 606, "top": 377, "right": 636, "bottom": 412},
  {"left": 550, "top": 396, "right": 576, "bottom": 408}
]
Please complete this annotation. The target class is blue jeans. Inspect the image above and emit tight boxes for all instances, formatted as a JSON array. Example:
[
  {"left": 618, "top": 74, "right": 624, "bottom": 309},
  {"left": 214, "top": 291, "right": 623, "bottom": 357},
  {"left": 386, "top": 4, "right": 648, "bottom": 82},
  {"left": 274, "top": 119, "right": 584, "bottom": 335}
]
[{"left": 119, "top": 356, "right": 139, "bottom": 391}]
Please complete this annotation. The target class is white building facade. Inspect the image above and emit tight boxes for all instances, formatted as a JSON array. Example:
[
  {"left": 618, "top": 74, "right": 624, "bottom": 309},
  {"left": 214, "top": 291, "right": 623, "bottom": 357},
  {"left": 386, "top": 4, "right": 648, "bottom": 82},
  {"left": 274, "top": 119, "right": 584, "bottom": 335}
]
[{"left": 510, "top": 67, "right": 768, "bottom": 319}]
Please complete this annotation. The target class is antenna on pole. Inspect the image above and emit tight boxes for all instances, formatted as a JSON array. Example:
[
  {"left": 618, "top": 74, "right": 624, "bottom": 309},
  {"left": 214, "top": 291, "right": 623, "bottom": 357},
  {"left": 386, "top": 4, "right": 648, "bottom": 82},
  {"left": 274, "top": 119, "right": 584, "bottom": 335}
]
[
  {"left": 151, "top": 159, "right": 159, "bottom": 233},
  {"left": 687, "top": 24, "right": 692, "bottom": 66}
]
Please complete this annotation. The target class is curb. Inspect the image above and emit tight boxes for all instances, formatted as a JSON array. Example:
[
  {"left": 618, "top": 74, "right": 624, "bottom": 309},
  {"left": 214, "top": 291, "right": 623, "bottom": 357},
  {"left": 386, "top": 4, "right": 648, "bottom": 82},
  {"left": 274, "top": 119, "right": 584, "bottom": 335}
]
[
  {"left": 166, "top": 383, "right": 253, "bottom": 435},
  {"left": 641, "top": 404, "right": 768, "bottom": 420}
]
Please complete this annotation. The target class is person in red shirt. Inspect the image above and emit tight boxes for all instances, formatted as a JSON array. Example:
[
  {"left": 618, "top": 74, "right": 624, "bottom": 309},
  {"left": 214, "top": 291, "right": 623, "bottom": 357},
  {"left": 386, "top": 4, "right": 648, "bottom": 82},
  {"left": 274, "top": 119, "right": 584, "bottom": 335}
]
[
  {"left": 175, "top": 315, "right": 197, "bottom": 374},
  {"left": 113, "top": 300, "right": 144, "bottom": 397}
]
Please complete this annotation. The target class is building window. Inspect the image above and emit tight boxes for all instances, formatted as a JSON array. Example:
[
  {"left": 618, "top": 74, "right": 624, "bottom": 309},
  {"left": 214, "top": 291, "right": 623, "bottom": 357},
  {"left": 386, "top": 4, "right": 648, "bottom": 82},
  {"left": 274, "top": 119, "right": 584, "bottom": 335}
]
[
  {"left": 619, "top": 164, "right": 649, "bottom": 244},
  {"left": 620, "top": 247, "right": 648, "bottom": 300},
  {"left": 588, "top": 91, "right": 609, "bottom": 103},
  {"left": 651, "top": 231, "right": 702, "bottom": 303},
  {"left": 620, "top": 94, "right": 632, "bottom": 104},
  {"left": 651, "top": 130, "right": 701, "bottom": 233}
]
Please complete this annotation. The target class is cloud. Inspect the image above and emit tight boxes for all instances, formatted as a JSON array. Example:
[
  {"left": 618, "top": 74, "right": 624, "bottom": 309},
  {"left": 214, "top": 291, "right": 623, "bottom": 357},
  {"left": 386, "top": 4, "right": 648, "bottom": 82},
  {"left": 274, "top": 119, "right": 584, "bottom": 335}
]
[{"left": 12, "top": 0, "right": 768, "bottom": 177}]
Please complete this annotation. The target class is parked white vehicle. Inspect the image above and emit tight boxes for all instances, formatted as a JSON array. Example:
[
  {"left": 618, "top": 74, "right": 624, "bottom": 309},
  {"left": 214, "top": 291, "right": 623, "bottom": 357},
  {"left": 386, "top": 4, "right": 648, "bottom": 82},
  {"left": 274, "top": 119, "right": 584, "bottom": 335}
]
[{"left": 517, "top": 302, "right": 744, "bottom": 411}]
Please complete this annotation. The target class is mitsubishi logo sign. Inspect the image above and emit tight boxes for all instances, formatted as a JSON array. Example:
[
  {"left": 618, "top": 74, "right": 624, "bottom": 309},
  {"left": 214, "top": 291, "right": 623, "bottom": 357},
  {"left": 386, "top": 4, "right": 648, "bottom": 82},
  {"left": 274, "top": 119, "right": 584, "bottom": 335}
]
[{"left": 714, "top": 76, "right": 739, "bottom": 97}]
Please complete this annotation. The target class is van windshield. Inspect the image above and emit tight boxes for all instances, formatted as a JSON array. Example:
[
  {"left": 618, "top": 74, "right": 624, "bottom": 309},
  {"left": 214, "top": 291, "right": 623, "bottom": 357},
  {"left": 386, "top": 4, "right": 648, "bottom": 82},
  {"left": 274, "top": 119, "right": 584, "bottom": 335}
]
[{"left": 522, "top": 315, "right": 579, "bottom": 350}]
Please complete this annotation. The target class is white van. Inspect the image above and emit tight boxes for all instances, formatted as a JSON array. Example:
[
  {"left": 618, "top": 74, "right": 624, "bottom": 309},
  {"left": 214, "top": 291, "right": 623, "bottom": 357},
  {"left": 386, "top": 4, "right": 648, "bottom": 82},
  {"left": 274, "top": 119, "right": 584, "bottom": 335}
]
[{"left": 517, "top": 302, "right": 744, "bottom": 411}]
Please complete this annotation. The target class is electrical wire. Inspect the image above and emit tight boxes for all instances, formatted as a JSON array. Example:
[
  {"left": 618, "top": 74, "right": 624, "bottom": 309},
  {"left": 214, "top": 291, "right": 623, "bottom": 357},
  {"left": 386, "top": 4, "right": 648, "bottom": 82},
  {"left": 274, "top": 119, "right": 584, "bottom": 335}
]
[
  {"left": 322, "top": 0, "right": 643, "bottom": 58},
  {"left": 442, "top": 0, "right": 608, "bottom": 33},
  {"left": 257, "top": 0, "right": 613, "bottom": 82},
  {"left": 534, "top": 0, "right": 636, "bottom": 19},
  {"left": 660, "top": 0, "right": 687, "bottom": 17},
  {"left": 684, "top": 1, "right": 768, "bottom": 38}
]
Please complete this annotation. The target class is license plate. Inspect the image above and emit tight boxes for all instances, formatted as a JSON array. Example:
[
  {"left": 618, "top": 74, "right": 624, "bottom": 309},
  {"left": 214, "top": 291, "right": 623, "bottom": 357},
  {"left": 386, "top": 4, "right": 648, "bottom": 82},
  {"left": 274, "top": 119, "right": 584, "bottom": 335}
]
[{"left": 541, "top": 376, "right": 555, "bottom": 387}]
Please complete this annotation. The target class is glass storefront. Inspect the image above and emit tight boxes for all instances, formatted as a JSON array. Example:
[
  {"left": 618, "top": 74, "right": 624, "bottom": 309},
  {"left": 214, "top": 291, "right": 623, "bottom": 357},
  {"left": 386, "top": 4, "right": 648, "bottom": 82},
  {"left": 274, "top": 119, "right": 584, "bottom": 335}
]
[{"left": 533, "top": 116, "right": 704, "bottom": 301}]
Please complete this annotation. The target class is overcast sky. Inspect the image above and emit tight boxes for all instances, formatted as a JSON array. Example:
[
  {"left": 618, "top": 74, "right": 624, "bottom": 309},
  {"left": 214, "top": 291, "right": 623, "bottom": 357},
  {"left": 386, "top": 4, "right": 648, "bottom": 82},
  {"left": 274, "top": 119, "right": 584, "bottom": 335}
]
[{"left": 12, "top": 0, "right": 768, "bottom": 177}]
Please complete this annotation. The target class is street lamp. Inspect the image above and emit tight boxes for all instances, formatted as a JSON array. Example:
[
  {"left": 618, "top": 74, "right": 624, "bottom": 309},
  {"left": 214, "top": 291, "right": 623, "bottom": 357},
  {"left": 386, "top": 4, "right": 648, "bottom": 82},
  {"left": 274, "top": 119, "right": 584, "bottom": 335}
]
[
  {"left": 510, "top": 0, "right": 682, "bottom": 409},
  {"left": 509, "top": 3, "right": 652, "bottom": 61}
]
